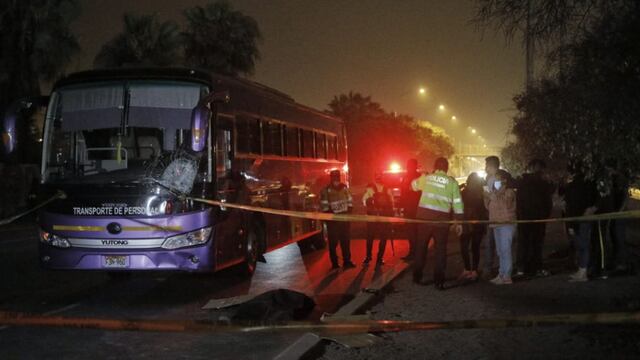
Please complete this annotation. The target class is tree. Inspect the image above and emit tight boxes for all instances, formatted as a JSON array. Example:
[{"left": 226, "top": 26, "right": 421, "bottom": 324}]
[
  {"left": 328, "top": 92, "right": 454, "bottom": 185},
  {"left": 507, "top": 10, "right": 640, "bottom": 190},
  {"left": 94, "top": 13, "right": 181, "bottom": 68},
  {"left": 0, "top": 0, "right": 80, "bottom": 110},
  {"left": 473, "top": 0, "right": 635, "bottom": 45},
  {"left": 0, "top": 0, "right": 80, "bottom": 162},
  {"left": 182, "top": 1, "right": 261, "bottom": 76}
]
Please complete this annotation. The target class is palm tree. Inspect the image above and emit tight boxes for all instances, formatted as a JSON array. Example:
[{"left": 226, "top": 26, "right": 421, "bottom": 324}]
[
  {"left": 93, "top": 13, "right": 181, "bottom": 68},
  {"left": 182, "top": 1, "right": 261, "bottom": 76},
  {"left": 0, "top": 0, "right": 80, "bottom": 163},
  {"left": 0, "top": 0, "right": 80, "bottom": 110}
]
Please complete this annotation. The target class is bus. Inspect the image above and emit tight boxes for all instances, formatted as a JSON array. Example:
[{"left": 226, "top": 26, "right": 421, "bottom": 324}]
[{"left": 6, "top": 68, "right": 348, "bottom": 276}]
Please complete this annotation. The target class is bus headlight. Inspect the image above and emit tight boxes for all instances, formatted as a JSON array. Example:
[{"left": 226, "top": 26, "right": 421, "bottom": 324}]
[
  {"left": 39, "top": 230, "right": 71, "bottom": 248},
  {"left": 162, "top": 227, "right": 212, "bottom": 250}
]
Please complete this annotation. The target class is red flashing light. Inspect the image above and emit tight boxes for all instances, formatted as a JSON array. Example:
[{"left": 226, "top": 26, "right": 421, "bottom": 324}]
[{"left": 389, "top": 162, "right": 402, "bottom": 173}]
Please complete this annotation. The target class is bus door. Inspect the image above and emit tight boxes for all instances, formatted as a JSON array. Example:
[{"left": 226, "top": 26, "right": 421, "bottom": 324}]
[{"left": 212, "top": 115, "right": 245, "bottom": 266}]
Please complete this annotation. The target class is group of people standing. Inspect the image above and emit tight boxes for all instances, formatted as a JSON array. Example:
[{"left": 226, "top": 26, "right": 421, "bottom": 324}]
[{"left": 319, "top": 154, "right": 631, "bottom": 289}]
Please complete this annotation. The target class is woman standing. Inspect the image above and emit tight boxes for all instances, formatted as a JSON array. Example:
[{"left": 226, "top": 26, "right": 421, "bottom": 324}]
[
  {"left": 484, "top": 169, "right": 517, "bottom": 285},
  {"left": 458, "top": 172, "right": 487, "bottom": 281}
]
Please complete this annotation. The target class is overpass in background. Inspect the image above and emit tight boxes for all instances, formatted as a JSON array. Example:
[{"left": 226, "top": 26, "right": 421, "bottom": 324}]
[{"left": 451, "top": 143, "right": 502, "bottom": 179}]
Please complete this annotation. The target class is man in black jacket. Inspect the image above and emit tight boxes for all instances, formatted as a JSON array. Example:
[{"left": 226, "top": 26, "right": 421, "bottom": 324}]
[
  {"left": 516, "top": 159, "right": 555, "bottom": 277},
  {"left": 399, "top": 159, "right": 421, "bottom": 260}
]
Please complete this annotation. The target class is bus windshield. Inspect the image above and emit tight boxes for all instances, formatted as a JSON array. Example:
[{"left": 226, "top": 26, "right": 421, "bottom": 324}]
[{"left": 42, "top": 80, "right": 207, "bottom": 184}]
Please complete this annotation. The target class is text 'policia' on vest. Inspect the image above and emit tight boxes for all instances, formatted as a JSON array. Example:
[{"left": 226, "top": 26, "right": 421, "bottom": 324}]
[{"left": 411, "top": 169, "right": 464, "bottom": 222}]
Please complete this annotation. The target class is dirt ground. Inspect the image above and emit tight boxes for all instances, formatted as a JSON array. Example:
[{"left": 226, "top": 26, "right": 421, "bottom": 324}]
[{"left": 319, "top": 214, "right": 640, "bottom": 360}]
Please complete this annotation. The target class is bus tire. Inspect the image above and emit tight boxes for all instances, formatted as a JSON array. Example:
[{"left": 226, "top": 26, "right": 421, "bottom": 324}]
[{"left": 240, "top": 225, "right": 262, "bottom": 277}]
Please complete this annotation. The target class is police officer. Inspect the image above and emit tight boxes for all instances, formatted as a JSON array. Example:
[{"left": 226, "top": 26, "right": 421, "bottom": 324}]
[
  {"left": 320, "top": 170, "right": 355, "bottom": 270},
  {"left": 362, "top": 171, "right": 394, "bottom": 266},
  {"left": 411, "top": 157, "right": 464, "bottom": 290}
]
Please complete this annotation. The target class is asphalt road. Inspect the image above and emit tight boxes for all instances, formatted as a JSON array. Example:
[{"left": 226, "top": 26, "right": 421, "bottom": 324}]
[{"left": 0, "top": 221, "right": 409, "bottom": 360}]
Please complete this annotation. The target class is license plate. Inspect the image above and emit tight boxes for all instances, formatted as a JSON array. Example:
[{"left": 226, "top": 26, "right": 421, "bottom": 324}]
[{"left": 103, "top": 255, "right": 129, "bottom": 268}]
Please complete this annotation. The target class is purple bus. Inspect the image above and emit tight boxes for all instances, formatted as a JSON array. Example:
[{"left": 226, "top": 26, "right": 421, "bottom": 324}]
[{"left": 7, "top": 68, "right": 347, "bottom": 276}]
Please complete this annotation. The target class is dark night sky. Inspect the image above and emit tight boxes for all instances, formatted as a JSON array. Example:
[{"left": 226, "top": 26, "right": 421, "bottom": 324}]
[{"left": 70, "top": 0, "right": 525, "bottom": 147}]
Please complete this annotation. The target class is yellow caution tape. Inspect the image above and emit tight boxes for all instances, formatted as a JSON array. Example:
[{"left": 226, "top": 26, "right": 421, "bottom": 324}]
[
  {"left": 0, "top": 191, "right": 66, "bottom": 227},
  {"left": 192, "top": 197, "right": 640, "bottom": 225},
  {"left": 0, "top": 310, "right": 639, "bottom": 334}
]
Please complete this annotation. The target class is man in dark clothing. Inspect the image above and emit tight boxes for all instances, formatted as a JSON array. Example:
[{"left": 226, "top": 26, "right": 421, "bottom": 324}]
[
  {"left": 399, "top": 158, "right": 421, "bottom": 260},
  {"left": 609, "top": 169, "right": 631, "bottom": 274},
  {"left": 562, "top": 168, "right": 599, "bottom": 282},
  {"left": 362, "top": 172, "right": 394, "bottom": 266},
  {"left": 516, "top": 159, "right": 555, "bottom": 277}
]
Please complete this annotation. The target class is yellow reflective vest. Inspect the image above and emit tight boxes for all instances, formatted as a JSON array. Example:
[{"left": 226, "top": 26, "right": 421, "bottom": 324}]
[{"left": 411, "top": 170, "right": 464, "bottom": 217}]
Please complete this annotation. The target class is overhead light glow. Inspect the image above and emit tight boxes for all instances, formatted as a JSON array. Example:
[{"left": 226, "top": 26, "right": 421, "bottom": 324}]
[{"left": 389, "top": 162, "right": 402, "bottom": 173}]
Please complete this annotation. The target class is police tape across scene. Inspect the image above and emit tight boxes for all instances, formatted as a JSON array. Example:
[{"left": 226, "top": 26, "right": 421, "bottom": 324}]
[
  {"left": 191, "top": 197, "right": 640, "bottom": 226},
  {"left": 1, "top": 310, "right": 639, "bottom": 334}
]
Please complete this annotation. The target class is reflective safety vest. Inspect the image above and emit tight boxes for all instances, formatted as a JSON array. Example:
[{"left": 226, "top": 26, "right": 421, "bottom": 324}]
[
  {"left": 411, "top": 170, "right": 464, "bottom": 216},
  {"left": 320, "top": 183, "right": 353, "bottom": 214}
]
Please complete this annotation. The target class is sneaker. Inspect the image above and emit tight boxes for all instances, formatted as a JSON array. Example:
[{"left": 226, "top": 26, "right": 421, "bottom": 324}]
[
  {"left": 375, "top": 259, "right": 384, "bottom": 267},
  {"left": 535, "top": 269, "right": 551, "bottom": 277},
  {"left": 513, "top": 270, "right": 525, "bottom": 278},
  {"left": 331, "top": 263, "right": 340, "bottom": 270},
  {"left": 490, "top": 276, "right": 513, "bottom": 285},
  {"left": 569, "top": 268, "right": 588, "bottom": 282},
  {"left": 362, "top": 257, "right": 371, "bottom": 265},
  {"left": 457, "top": 270, "right": 472, "bottom": 281},
  {"left": 343, "top": 261, "right": 356, "bottom": 269},
  {"left": 468, "top": 270, "right": 479, "bottom": 281}
]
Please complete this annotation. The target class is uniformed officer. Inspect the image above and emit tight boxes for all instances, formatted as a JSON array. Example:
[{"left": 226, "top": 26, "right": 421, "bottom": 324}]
[
  {"left": 320, "top": 170, "right": 355, "bottom": 269},
  {"left": 411, "top": 157, "right": 464, "bottom": 289}
]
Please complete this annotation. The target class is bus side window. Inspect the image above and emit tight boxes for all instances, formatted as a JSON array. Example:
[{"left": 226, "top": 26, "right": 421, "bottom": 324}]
[
  {"left": 315, "top": 132, "right": 327, "bottom": 159},
  {"left": 301, "top": 129, "right": 314, "bottom": 158},
  {"left": 338, "top": 127, "right": 347, "bottom": 162},
  {"left": 285, "top": 125, "right": 300, "bottom": 157},
  {"left": 262, "top": 121, "right": 283, "bottom": 156},
  {"left": 327, "top": 135, "right": 338, "bottom": 160},
  {"left": 236, "top": 115, "right": 261, "bottom": 154}
]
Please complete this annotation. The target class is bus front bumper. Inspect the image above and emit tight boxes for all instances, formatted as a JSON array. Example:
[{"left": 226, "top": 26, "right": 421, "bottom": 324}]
[{"left": 38, "top": 243, "right": 215, "bottom": 272}]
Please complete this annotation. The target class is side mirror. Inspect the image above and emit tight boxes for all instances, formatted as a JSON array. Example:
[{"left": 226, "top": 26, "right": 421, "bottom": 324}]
[
  {"left": 190, "top": 91, "right": 230, "bottom": 152},
  {"left": 190, "top": 105, "right": 210, "bottom": 152},
  {"left": 2, "top": 96, "right": 49, "bottom": 155}
]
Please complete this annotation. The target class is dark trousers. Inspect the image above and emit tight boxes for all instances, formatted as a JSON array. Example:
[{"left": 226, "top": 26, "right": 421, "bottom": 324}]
[
  {"left": 404, "top": 210, "right": 418, "bottom": 256},
  {"left": 517, "top": 223, "right": 546, "bottom": 274},
  {"left": 405, "top": 223, "right": 418, "bottom": 257},
  {"left": 366, "top": 223, "right": 391, "bottom": 261},
  {"left": 413, "top": 224, "right": 449, "bottom": 284},
  {"left": 326, "top": 221, "right": 351, "bottom": 266},
  {"left": 460, "top": 231, "right": 483, "bottom": 271}
]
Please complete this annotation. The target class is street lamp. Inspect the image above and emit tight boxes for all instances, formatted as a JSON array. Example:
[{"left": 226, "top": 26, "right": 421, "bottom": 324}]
[
  {"left": 438, "top": 104, "right": 445, "bottom": 111},
  {"left": 471, "top": 128, "right": 477, "bottom": 134},
  {"left": 418, "top": 87, "right": 427, "bottom": 95},
  {"left": 451, "top": 115, "right": 457, "bottom": 121}
]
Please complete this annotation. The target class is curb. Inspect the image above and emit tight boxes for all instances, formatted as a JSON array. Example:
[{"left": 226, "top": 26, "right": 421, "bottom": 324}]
[{"left": 274, "top": 260, "right": 410, "bottom": 360}]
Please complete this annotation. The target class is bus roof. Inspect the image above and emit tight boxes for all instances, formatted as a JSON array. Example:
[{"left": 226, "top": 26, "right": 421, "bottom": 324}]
[{"left": 53, "top": 67, "right": 342, "bottom": 125}]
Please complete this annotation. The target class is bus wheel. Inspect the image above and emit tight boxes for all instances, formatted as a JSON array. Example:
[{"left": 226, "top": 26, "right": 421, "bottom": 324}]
[{"left": 241, "top": 226, "right": 260, "bottom": 276}]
